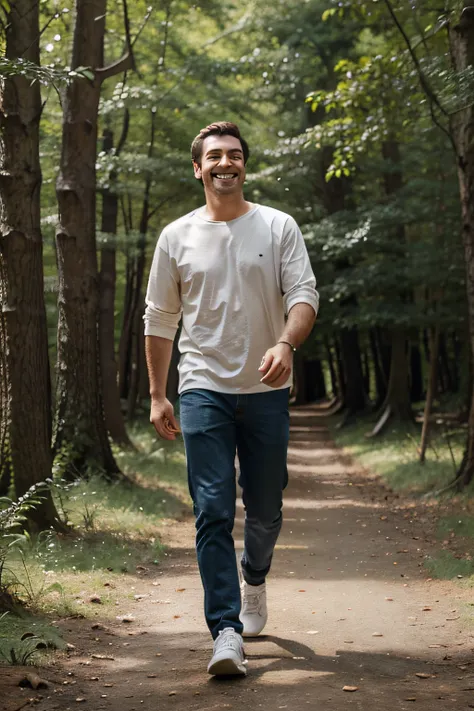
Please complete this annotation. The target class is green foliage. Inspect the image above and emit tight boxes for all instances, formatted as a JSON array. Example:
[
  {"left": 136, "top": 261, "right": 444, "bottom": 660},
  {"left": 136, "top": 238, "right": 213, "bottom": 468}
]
[
  {"left": 0, "top": 611, "right": 65, "bottom": 666},
  {"left": 331, "top": 414, "right": 465, "bottom": 495}
]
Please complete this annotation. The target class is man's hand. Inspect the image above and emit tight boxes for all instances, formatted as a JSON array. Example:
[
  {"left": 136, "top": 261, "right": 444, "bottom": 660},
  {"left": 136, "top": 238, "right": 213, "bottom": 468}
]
[
  {"left": 150, "top": 397, "right": 181, "bottom": 441},
  {"left": 258, "top": 343, "right": 293, "bottom": 387}
]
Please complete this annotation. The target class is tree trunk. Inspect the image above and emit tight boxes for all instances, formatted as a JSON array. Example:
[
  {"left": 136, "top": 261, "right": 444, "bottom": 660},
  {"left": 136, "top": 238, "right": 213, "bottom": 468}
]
[
  {"left": 370, "top": 328, "right": 412, "bottom": 436},
  {"left": 120, "top": 111, "right": 156, "bottom": 416},
  {"left": 339, "top": 327, "right": 367, "bottom": 418},
  {"left": 324, "top": 336, "right": 339, "bottom": 399},
  {"left": 0, "top": 0, "right": 63, "bottom": 529},
  {"left": 293, "top": 352, "right": 307, "bottom": 405},
  {"left": 369, "top": 328, "right": 387, "bottom": 409},
  {"left": 370, "top": 139, "right": 412, "bottom": 434},
  {"left": 438, "top": 333, "right": 454, "bottom": 394},
  {"left": 54, "top": 0, "right": 120, "bottom": 479},
  {"left": 420, "top": 326, "right": 440, "bottom": 463},
  {"left": 99, "top": 127, "right": 134, "bottom": 448},
  {"left": 449, "top": 7, "right": 474, "bottom": 488},
  {"left": 410, "top": 339, "right": 424, "bottom": 402},
  {"left": 304, "top": 359, "right": 327, "bottom": 402}
]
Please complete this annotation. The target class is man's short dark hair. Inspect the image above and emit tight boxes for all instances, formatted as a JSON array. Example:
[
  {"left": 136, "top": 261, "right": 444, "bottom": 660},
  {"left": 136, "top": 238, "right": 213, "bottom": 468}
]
[{"left": 191, "top": 121, "right": 250, "bottom": 166}]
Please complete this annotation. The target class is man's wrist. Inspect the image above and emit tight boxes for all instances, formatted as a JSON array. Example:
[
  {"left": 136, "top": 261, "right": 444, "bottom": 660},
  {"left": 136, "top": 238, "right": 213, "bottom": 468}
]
[{"left": 277, "top": 340, "right": 297, "bottom": 353}]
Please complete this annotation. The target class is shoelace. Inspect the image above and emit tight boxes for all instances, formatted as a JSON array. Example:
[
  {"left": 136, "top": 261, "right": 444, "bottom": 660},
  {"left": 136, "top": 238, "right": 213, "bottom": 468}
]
[
  {"left": 243, "top": 589, "right": 264, "bottom": 614},
  {"left": 215, "top": 629, "right": 241, "bottom": 652}
]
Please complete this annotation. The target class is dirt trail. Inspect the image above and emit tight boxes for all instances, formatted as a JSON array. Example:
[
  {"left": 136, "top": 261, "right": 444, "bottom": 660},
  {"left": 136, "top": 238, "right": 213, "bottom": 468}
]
[{"left": 3, "top": 407, "right": 474, "bottom": 711}]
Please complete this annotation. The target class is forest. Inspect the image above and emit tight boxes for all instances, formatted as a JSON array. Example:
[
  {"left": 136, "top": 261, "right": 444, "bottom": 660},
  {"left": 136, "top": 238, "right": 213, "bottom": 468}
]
[{"left": 1, "top": 0, "right": 474, "bottom": 611}]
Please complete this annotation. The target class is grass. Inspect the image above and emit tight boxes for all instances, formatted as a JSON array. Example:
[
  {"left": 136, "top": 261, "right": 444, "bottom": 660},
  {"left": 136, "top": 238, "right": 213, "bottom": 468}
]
[
  {"left": 0, "top": 418, "right": 191, "bottom": 658},
  {"left": 331, "top": 415, "right": 466, "bottom": 495},
  {"left": 331, "top": 411, "right": 474, "bottom": 585}
]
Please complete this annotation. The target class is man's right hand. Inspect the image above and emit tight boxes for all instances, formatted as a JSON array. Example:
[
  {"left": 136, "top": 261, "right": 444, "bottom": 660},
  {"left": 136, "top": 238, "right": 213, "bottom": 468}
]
[{"left": 150, "top": 397, "right": 181, "bottom": 441}]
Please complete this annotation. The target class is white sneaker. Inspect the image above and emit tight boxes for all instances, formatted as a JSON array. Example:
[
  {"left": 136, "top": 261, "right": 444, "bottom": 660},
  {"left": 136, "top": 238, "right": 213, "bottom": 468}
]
[
  {"left": 207, "top": 628, "right": 247, "bottom": 676},
  {"left": 240, "top": 580, "right": 267, "bottom": 637}
]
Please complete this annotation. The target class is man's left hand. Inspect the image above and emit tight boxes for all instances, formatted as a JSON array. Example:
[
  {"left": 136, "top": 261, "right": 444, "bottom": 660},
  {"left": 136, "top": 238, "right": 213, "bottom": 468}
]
[{"left": 259, "top": 342, "right": 293, "bottom": 387}]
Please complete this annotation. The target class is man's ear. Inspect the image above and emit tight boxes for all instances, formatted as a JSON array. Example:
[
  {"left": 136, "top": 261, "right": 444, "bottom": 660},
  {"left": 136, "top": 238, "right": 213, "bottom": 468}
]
[{"left": 193, "top": 161, "right": 202, "bottom": 179}]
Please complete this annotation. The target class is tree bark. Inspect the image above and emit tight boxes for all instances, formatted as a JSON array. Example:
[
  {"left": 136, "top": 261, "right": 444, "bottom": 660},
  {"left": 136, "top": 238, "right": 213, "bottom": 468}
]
[
  {"left": 54, "top": 0, "right": 120, "bottom": 479},
  {"left": 99, "top": 127, "right": 134, "bottom": 448},
  {"left": 448, "top": 6, "right": 474, "bottom": 488},
  {"left": 0, "top": 0, "right": 63, "bottom": 529}
]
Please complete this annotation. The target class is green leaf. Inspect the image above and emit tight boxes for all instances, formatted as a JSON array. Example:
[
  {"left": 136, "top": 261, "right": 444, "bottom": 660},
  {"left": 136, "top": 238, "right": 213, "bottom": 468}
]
[{"left": 322, "top": 8, "right": 336, "bottom": 21}]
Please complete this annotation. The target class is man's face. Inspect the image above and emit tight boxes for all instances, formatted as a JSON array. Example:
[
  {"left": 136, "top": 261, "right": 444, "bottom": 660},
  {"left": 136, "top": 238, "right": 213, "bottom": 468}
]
[{"left": 193, "top": 134, "right": 246, "bottom": 196}]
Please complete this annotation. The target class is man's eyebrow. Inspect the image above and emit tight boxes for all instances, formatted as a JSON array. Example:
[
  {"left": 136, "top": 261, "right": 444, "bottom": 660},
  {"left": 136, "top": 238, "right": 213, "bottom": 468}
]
[{"left": 205, "top": 148, "right": 243, "bottom": 156}]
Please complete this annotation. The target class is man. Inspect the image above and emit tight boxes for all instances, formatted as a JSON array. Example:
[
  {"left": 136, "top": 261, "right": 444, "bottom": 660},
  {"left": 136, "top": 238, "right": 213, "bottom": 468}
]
[{"left": 144, "top": 121, "right": 318, "bottom": 677}]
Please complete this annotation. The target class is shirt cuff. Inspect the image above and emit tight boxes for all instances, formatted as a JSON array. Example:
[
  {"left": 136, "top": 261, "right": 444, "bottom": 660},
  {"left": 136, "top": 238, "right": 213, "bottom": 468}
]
[
  {"left": 143, "top": 305, "right": 181, "bottom": 341},
  {"left": 284, "top": 289, "right": 319, "bottom": 317}
]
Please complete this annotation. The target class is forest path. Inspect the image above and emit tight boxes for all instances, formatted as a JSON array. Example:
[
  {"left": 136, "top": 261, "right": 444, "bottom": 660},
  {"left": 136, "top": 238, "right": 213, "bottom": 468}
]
[{"left": 4, "top": 407, "right": 474, "bottom": 711}]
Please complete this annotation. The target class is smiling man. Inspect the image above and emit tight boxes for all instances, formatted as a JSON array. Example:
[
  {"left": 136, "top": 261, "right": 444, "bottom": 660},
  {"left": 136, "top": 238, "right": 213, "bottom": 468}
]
[{"left": 144, "top": 122, "right": 318, "bottom": 677}]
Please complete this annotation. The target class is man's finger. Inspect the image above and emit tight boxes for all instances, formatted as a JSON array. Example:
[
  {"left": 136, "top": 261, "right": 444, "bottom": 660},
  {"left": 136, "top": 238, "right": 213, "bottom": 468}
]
[
  {"left": 152, "top": 418, "right": 176, "bottom": 441},
  {"left": 258, "top": 353, "right": 274, "bottom": 373},
  {"left": 260, "top": 360, "right": 285, "bottom": 383}
]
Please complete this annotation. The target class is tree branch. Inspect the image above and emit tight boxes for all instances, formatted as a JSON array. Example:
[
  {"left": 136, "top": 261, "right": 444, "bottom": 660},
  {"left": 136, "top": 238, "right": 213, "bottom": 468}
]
[
  {"left": 384, "top": 0, "right": 449, "bottom": 117},
  {"left": 383, "top": 0, "right": 457, "bottom": 151},
  {"left": 96, "top": 0, "right": 136, "bottom": 82}
]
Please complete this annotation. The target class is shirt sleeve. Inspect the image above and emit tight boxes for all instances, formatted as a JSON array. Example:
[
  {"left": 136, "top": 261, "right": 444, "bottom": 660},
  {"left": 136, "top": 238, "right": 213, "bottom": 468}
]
[
  {"left": 281, "top": 216, "right": 319, "bottom": 317},
  {"left": 143, "top": 230, "right": 182, "bottom": 340}
]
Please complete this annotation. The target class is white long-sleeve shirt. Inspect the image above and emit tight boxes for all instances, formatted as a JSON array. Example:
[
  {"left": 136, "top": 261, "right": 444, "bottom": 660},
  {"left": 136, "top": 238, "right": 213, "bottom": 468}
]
[{"left": 144, "top": 203, "right": 319, "bottom": 394}]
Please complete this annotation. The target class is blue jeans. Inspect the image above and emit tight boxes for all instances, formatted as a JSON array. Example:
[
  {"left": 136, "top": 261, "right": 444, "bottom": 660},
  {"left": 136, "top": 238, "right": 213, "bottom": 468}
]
[{"left": 179, "top": 388, "right": 290, "bottom": 639}]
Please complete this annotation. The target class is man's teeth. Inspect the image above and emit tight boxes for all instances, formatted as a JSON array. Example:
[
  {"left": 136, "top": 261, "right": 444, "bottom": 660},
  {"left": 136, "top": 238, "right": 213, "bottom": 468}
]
[{"left": 215, "top": 174, "right": 236, "bottom": 179}]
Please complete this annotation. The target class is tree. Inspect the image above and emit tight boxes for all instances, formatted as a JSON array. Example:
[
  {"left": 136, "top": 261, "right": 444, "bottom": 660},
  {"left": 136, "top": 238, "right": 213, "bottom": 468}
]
[
  {"left": 54, "top": 0, "right": 134, "bottom": 478},
  {"left": 0, "top": 0, "right": 63, "bottom": 529}
]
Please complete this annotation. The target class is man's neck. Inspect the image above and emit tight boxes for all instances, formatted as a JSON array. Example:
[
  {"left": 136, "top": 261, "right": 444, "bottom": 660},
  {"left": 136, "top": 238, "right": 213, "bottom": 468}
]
[{"left": 203, "top": 193, "right": 253, "bottom": 222}]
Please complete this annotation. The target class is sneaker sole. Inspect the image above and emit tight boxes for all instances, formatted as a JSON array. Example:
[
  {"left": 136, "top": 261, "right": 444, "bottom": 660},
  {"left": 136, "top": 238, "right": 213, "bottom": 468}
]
[
  {"left": 207, "top": 655, "right": 247, "bottom": 676},
  {"left": 242, "top": 629, "right": 265, "bottom": 638}
]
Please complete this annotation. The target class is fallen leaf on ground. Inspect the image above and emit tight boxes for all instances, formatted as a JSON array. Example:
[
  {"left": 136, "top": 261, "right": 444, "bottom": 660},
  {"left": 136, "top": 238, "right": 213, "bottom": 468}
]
[
  {"left": 89, "top": 595, "right": 102, "bottom": 604},
  {"left": 169, "top": 691, "right": 177, "bottom": 696},
  {"left": 176, "top": 588, "right": 186, "bottom": 592},
  {"left": 385, "top": 597, "right": 393, "bottom": 601},
  {"left": 372, "top": 633, "right": 383, "bottom": 637},
  {"left": 415, "top": 673, "right": 433, "bottom": 679},
  {"left": 422, "top": 607, "right": 432, "bottom": 611},
  {"left": 306, "top": 630, "right": 319, "bottom": 634},
  {"left": 343, "top": 686, "right": 359, "bottom": 692},
  {"left": 91, "top": 654, "right": 115, "bottom": 660}
]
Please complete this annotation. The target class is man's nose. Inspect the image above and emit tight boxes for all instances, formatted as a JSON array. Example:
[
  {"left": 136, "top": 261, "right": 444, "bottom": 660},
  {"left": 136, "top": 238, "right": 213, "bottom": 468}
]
[{"left": 219, "top": 154, "right": 232, "bottom": 168}]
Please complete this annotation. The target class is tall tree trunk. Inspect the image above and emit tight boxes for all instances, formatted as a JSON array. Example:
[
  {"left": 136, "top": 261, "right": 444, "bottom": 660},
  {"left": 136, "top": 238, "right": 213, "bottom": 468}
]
[
  {"left": 304, "top": 359, "right": 327, "bottom": 402},
  {"left": 120, "top": 111, "right": 156, "bottom": 417},
  {"left": 449, "top": 7, "right": 474, "bottom": 488},
  {"left": 369, "top": 328, "right": 387, "bottom": 409},
  {"left": 0, "top": 0, "right": 63, "bottom": 529},
  {"left": 54, "top": 0, "right": 120, "bottom": 479},
  {"left": 293, "top": 352, "right": 307, "bottom": 405},
  {"left": 324, "top": 336, "right": 339, "bottom": 399},
  {"left": 340, "top": 327, "right": 367, "bottom": 415},
  {"left": 99, "top": 126, "right": 134, "bottom": 448},
  {"left": 420, "top": 326, "right": 440, "bottom": 463},
  {"left": 370, "top": 139, "right": 412, "bottom": 435},
  {"left": 410, "top": 340, "right": 424, "bottom": 402}
]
